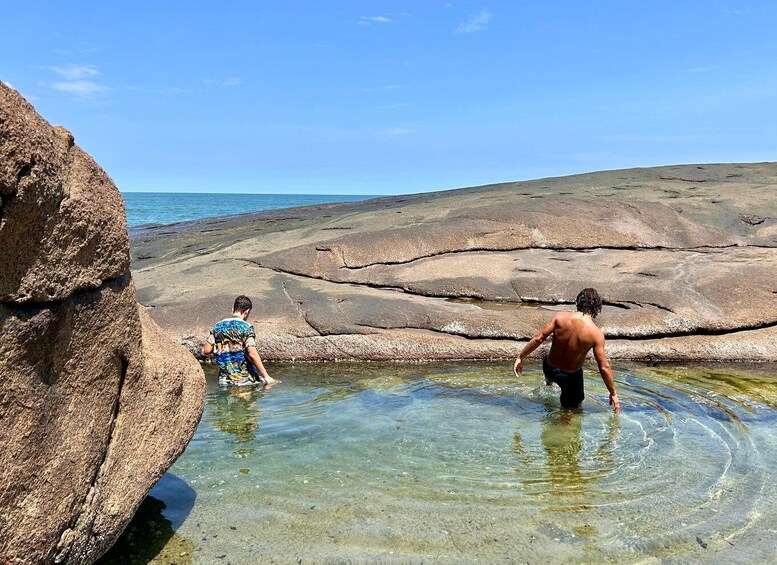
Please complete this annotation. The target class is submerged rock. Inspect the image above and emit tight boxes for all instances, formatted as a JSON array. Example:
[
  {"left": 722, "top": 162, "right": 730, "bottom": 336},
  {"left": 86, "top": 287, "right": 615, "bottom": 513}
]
[{"left": 0, "top": 83, "right": 205, "bottom": 563}]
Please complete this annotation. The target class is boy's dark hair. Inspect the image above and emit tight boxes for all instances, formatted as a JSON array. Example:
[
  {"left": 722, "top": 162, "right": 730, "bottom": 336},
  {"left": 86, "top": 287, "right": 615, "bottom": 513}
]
[
  {"left": 233, "top": 295, "right": 253, "bottom": 314},
  {"left": 575, "top": 288, "right": 602, "bottom": 318}
]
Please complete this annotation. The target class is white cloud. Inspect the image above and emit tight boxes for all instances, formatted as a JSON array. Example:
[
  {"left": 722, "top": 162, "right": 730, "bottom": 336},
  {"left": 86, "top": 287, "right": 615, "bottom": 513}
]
[
  {"left": 379, "top": 127, "right": 414, "bottom": 136},
  {"left": 2, "top": 81, "right": 14, "bottom": 90},
  {"left": 358, "top": 15, "right": 393, "bottom": 25},
  {"left": 157, "top": 86, "right": 198, "bottom": 95},
  {"left": 202, "top": 77, "right": 243, "bottom": 87},
  {"left": 598, "top": 134, "right": 698, "bottom": 143},
  {"left": 378, "top": 102, "right": 414, "bottom": 109},
  {"left": 51, "top": 81, "right": 109, "bottom": 97},
  {"left": 456, "top": 10, "right": 492, "bottom": 33},
  {"left": 47, "top": 64, "right": 108, "bottom": 98},
  {"left": 49, "top": 64, "right": 100, "bottom": 80},
  {"left": 364, "top": 84, "right": 408, "bottom": 92}
]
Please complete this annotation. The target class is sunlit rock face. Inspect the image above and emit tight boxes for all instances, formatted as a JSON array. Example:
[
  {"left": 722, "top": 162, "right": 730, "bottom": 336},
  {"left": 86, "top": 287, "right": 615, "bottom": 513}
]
[
  {"left": 132, "top": 160, "right": 777, "bottom": 362},
  {"left": 0, "top": 83, "right": 205, "bottom": 564}
]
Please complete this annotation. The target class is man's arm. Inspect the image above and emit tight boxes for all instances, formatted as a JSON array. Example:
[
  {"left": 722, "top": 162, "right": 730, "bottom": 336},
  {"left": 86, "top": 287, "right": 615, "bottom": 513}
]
[
  {"left": 593, "top": 335, "right": 619, "bottom": 413},
  {"left": 514, "top": 316, "right": 557, "bottom": 375},
  {"left": 246, "top": 346, "right": 278, "bottom": 386}
]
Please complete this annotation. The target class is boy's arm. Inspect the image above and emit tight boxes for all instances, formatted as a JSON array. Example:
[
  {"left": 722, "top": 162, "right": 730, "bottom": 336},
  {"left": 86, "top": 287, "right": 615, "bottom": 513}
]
[
  {"left": 246, "top": 346, "right": 277, "bottom": 385},
  {"left": 202, "top": 333, "right": 214, "bottom": 356},
  {"left": 593, "top": 335, "right": 619, "bottom": 413},
  {"left": 514, "top": 316, "right": 557, "bottom": 375}
]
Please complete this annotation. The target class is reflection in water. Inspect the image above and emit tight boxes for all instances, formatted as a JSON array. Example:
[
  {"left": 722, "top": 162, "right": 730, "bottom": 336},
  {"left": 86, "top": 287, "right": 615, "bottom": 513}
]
[
  {"left": 541, "top": 411, "right": 586, "bottom": 491},
  {"left": 514, "top": 409, "right": 621, "bottom": 510},
  {"left": 208, "top": 386, "right": 264, "bottom": 456},
  {"left": 544, "top": 411, "right": 621, "bottom": 495}
]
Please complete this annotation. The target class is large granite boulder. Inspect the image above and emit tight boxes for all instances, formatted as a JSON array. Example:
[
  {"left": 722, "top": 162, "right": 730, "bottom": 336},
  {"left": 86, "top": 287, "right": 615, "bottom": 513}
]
[
  {"left": 0, "top": 83, "right": 205, "bottom": 563},
  {"left": 130, "top": 163, "right": 777, "bottom": 362}
]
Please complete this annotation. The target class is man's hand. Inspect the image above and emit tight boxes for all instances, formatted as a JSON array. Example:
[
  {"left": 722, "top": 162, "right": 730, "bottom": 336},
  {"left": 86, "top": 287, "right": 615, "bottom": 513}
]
[
  {"left": 513, "top": 357, "right": 523, "bottom": 377},
  {"left": 594, "top": 337, "right": 618, "bottom": 413},
  {"left": 609, "top": 392, "right": 620, "bottom": 413},
  {"left": 263, "top": 375, "right": 279, "bottom": 387}
]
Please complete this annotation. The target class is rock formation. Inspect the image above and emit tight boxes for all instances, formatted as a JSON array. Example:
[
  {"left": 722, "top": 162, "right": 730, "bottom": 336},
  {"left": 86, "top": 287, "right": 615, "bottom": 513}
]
[
  {"left": 131, "top": 163, "right": 776, "bottom": 362},
  {"left": 0, "top": 83, "right": 205, "bottom": 563}
]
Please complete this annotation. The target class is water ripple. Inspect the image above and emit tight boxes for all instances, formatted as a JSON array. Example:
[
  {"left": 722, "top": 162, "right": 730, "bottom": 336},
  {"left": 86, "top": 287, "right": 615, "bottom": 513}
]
[{"left": 136, "top": 362, "right": 777, "bottom": 563}]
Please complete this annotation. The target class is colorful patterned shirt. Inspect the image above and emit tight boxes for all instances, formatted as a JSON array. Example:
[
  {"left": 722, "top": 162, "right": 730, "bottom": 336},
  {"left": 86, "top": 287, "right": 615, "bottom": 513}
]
[{"left": 207, "top": 316, "right": 260, "bottom": 385}]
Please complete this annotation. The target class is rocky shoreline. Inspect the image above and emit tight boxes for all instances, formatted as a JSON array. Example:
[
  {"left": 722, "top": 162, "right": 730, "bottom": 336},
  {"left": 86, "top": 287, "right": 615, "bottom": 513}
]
[{"left": 131, "top": 162, "right": 777, "bottom": 363}]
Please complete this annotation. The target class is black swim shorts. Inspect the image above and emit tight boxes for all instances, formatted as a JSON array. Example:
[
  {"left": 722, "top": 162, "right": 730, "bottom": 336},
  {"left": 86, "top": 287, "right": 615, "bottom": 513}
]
[{"left": 543, "top": 357, "right": 585, "bottom": 409}]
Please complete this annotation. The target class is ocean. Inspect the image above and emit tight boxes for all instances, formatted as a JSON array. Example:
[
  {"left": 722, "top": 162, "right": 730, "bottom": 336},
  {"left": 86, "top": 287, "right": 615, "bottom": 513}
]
[{"left": 122, "top": 192, "right": 374, "bottom": 227}]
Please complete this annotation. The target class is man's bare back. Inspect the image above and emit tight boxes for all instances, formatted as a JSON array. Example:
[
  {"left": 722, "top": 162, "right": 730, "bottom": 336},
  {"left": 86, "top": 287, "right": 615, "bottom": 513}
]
[
  {"left": 513, "top": 289, "right": 619, "bottom": 413},
  {"left": 545, "top": 311, "right": 602, "bottom": 372}
]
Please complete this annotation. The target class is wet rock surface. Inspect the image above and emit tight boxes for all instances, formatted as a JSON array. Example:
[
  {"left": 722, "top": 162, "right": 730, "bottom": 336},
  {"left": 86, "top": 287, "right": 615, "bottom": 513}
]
[
  {"left": 0, "top": 83, "right": 205, "bottom": 564},
  {"left": 131, "top": 161, "right": 777, "bottom": 362}
]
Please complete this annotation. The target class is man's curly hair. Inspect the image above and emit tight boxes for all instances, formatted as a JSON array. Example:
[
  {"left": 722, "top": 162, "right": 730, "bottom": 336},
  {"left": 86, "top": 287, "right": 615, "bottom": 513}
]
[{"left": 576, "top": 288, "right": 602, "bottom": 318}]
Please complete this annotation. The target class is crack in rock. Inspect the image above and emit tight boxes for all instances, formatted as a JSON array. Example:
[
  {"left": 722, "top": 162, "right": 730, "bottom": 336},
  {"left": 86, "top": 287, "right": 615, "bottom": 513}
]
[
  {"left": 246, "top": 263, "right": 773, "bottom": 341},
  {"left": 330, "top": 244, "right": 746, "bottom": 272},
  {"left": 281, "top": 280, "right": 322, "bottom": 336},
  {"left": 55, "top": 353, "right": 129, "bottom": 562}
]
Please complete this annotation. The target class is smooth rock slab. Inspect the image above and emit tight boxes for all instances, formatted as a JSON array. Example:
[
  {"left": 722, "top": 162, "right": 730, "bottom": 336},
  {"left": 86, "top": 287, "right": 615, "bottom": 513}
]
[{"left": 131, "top": 161, "right": 777, "bottom": 362}]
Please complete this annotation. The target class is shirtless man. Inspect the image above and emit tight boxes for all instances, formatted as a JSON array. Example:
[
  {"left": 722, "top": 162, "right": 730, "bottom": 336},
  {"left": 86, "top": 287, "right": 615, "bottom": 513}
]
[{"left": 514, "top": 288, "right": 619, "bottom": 413}]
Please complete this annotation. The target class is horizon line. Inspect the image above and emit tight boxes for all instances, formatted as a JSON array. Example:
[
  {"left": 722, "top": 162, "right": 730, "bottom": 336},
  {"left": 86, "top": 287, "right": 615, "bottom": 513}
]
[{"left": 119, "top": 190, "right": 390, "bottom": 195}]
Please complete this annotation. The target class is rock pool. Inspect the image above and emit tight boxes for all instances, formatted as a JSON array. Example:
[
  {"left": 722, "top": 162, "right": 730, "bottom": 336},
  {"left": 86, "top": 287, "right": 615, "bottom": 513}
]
[{"left": 102, "top": 361, "right": 777, "bottom": 564}]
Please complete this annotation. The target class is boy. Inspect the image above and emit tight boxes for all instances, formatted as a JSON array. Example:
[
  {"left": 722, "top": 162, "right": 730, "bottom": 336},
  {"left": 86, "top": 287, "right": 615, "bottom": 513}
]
[{"left": 203, "top": 295, "right": 277, "bottom": 387}]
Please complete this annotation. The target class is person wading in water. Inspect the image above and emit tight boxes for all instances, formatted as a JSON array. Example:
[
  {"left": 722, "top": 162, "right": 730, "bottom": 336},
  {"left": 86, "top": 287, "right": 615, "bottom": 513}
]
[
  {"left": 514, "top": 288, "right": 619, "bottom": 413},
  {"left": 203, "top": 295, "right": 278, "bottom": 387}
]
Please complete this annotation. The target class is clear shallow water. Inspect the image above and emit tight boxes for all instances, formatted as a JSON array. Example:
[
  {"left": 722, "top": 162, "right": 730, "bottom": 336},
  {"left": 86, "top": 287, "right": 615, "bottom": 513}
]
[
  {"left": 103, "top": 362, "right": 777, "bottom": 564},
  {"left": 121, "top": 192, "right": 374, "bottom": 227}
]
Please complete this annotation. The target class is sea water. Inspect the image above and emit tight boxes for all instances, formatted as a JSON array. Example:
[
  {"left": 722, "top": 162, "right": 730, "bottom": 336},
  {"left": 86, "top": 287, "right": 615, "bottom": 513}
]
[
  {"left": 102, "top": 362, "right": 777, "bottom": 564},
  {"left": 122, "top": 192, "right": 374, "bottom": 227}
]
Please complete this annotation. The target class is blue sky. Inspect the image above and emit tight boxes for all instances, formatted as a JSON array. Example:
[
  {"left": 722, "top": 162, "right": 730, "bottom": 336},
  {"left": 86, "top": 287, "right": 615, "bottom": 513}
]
[{"left": 2, "top": 1, "right": 775, "bottom": 194}]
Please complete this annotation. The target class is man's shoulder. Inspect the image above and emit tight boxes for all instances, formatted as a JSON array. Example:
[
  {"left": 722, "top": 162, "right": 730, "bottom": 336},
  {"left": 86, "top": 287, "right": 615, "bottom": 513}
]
[
  {"left": 588, "top": 321, "right": 605, "bottom": 342},
  {"left": 551, "top": 311, "right": 575, "bottom": 323},
  {"left": 211, "top": 317, "right": 231, "bottom": 329},
  {"left": 231, "top": 318, "right": 255, "bottom": 334},
  {"left": 212, "top": 318, "right": 251, "bottom": 332}
]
